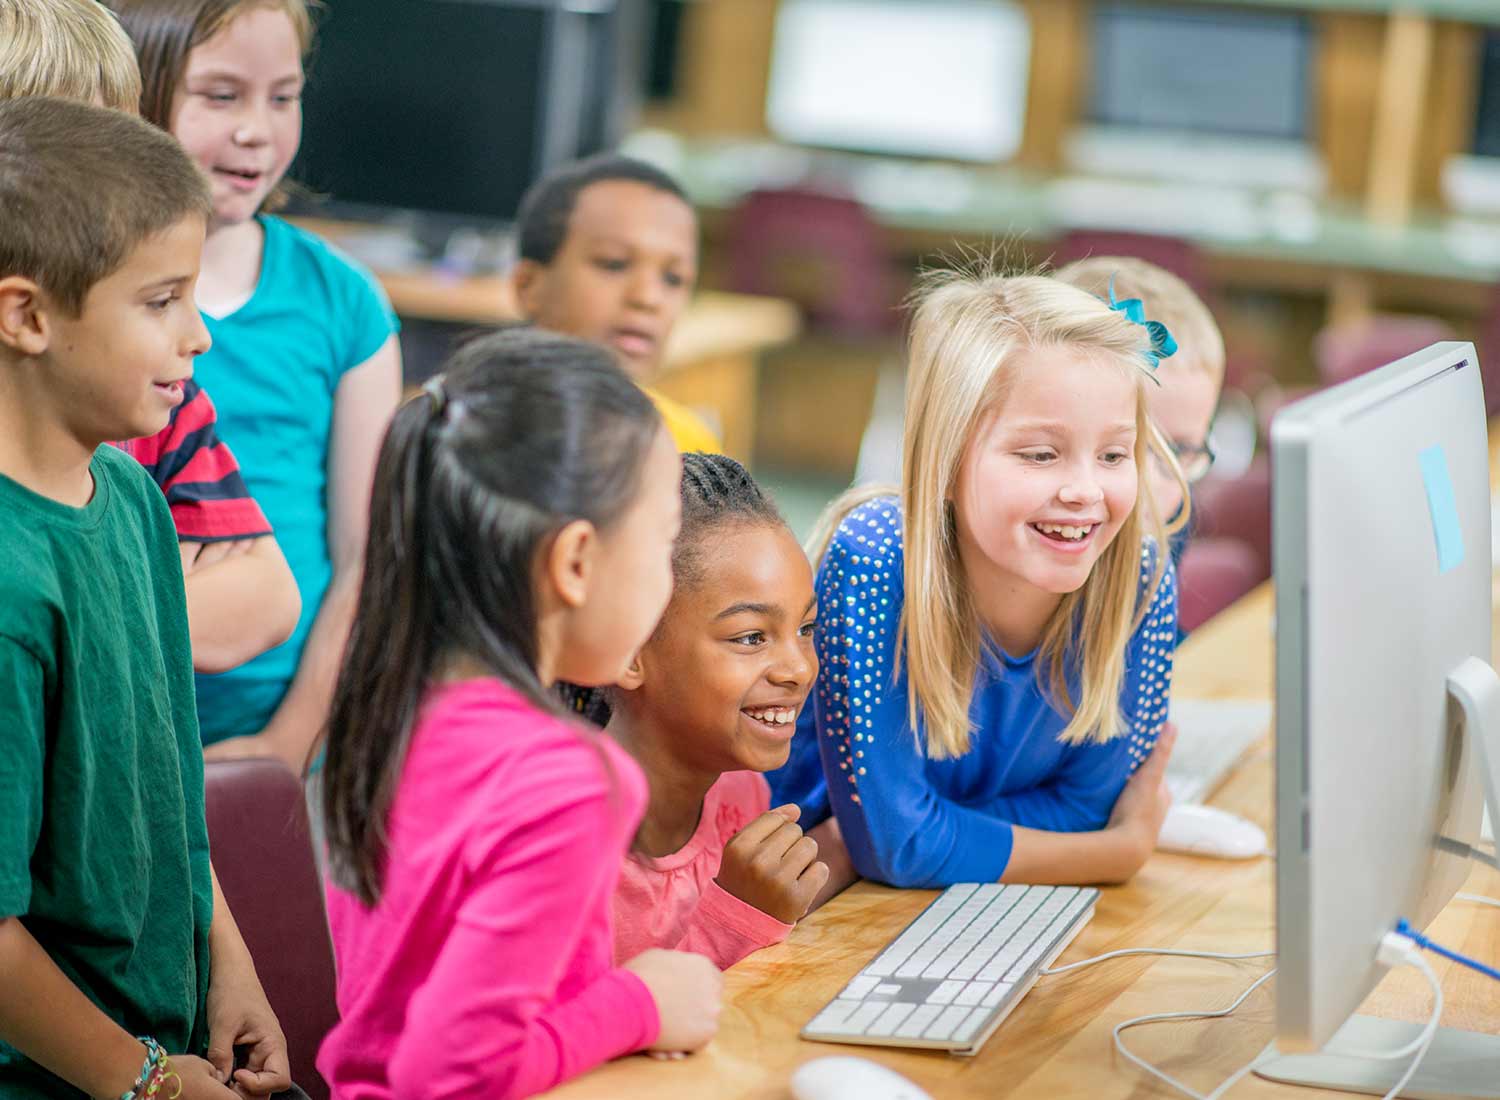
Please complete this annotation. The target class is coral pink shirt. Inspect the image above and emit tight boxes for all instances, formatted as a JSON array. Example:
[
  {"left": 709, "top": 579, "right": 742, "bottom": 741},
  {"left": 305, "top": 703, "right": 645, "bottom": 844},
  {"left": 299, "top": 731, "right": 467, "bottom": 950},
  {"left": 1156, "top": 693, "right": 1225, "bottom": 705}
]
[
  {"left": 319, "top": 679, "right": 659, "bottom": 1100},
  {"left": 613, "top": 771, "right": 793, "bottom": 971}
]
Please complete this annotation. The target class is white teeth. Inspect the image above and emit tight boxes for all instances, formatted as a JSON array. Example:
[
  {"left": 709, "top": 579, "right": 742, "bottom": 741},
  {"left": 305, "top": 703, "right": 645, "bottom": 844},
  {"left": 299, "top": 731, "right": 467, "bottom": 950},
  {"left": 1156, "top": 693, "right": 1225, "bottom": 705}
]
[
  {"left": 1035, "top": 523, "right": 1093, "bottom": 541},
  {"left": 746, "top": 707, "right": 794, "bottom": 725}
]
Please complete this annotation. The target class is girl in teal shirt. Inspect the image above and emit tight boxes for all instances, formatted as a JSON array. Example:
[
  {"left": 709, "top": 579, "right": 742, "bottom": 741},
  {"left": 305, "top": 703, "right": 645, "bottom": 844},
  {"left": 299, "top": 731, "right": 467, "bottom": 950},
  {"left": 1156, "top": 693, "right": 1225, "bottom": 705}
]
[{"left": 113, "top": 0, "right": 403, "bottom": 766}]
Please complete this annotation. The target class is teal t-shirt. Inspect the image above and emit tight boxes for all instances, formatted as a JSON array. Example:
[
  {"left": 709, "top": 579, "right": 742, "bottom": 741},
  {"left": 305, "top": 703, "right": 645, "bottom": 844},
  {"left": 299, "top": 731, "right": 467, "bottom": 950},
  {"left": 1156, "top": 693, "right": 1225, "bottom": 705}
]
[
  {"left": 192, "top": 214, "right": 398, "bottom": 744},
  {"left": 0, "top": 446, "right": 212, "bottom": 1096}
]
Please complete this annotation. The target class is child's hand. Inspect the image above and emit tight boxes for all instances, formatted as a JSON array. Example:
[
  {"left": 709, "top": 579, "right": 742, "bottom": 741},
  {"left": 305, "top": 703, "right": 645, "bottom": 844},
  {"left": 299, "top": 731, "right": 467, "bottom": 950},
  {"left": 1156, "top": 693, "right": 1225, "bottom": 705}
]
[
  {"left": 204, "top": 960, "right": 291, "bottom": 1097},
  {"left": 715, "top": 804, "right": 830, "bottom": 924},
  {"left": 623, "top": 949, "right": 724, "bottom": 1054},
  {"left": 166, "top": 1055, "right": 240, "bottom": 1099},
  {"left": 1107, "top": 724, "right": 1177, "bottom": 866}
]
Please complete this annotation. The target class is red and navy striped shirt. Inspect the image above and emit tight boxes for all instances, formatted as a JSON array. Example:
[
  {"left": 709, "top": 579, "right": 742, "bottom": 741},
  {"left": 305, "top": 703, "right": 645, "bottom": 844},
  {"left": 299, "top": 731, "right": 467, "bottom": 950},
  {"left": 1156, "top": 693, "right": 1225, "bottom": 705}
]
[{"left": 112, "top": 379, "right": 271, "bottom": 543}]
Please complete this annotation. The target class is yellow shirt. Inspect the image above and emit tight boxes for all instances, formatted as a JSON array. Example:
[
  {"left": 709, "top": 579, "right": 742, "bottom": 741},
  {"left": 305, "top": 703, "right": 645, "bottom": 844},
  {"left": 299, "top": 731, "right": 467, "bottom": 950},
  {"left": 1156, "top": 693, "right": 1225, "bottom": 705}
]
[{"left": 645, "top": 387, "right": 722, "bottom": 454}]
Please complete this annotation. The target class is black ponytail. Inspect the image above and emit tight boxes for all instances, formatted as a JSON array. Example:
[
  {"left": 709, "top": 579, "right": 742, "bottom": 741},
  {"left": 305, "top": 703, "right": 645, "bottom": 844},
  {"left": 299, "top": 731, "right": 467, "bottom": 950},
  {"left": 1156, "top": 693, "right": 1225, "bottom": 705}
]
[{"left": 321, "top": 328, "right": 660, "bottom": 905}]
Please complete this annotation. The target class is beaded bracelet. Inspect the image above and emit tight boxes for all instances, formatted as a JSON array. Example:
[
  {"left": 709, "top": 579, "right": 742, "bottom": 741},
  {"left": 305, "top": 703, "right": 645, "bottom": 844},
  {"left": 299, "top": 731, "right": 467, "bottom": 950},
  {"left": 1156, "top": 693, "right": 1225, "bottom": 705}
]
[{"left": 115, "top": 1036, "right": 181, "bottom": 1100}]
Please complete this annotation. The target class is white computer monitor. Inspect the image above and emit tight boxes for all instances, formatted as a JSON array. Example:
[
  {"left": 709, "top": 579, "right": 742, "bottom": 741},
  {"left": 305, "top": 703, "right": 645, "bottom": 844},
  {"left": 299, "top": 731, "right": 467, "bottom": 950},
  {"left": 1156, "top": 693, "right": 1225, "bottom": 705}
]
[
  {"left": 1260, "top": 342, "right": 1500, "bottom": 1095},
  {"left": 764, "top": 0, "right": 1030, "bottom": 162}
]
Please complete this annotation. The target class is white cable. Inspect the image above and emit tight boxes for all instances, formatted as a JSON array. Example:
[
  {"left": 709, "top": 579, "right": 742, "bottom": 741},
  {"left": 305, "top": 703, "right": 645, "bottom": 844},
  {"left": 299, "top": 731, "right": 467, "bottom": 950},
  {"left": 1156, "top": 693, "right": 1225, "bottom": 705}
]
[
  {"left": 1377, "top": 951, "right": 1442, "bottom": 1100},
  {"left": 1042, "top": 946, "right": 1273, "bottom": 977},
  {"left": 1110, "top": 966, "right": 1278, "bottom": 1100},
  {"left": 1456, "top": 892, "right": 1500, "bottom": 910},
  {"left": 1320, "top": 935, "right": 1443, "bottom": 1100}
]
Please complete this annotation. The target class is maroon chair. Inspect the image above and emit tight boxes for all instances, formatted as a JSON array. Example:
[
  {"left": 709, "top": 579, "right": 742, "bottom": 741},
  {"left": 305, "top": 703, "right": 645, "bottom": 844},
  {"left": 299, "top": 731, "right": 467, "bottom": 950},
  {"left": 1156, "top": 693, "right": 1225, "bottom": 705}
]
[
  {"left": 1475, "top": 286, "right": 1500, "bottom": 415},
  {"left": 1192, "top": 454, "right": 1274, "bottom": 579},
  {"left": 204, "top": 759, "right": 337, "bottom": 1100},
  {"left": 725, "top": 186, "right": 903, "bottom": 337},
  {"left": 1176, "top": 536, "right": 1264, "bottom": 633},
  {"left": 1313, "top": 314, "right": 1455, "bottom": 387}
]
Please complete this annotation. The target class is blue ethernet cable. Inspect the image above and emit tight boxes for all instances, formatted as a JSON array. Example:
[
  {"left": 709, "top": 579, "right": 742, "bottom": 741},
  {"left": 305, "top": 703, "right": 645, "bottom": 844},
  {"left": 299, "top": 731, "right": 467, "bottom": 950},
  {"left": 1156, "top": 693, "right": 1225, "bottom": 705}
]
[{"left": 1395, "top": 919, "right": 1500, "bottom": 982}]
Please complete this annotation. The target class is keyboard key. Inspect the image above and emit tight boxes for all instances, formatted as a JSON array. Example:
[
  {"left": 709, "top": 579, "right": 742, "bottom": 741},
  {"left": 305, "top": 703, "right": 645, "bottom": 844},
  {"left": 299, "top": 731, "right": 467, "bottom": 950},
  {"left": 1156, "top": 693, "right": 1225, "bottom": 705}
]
[
  {"left": 875, "top": 983, "right": 902, "bottom": 997},
  {"left": 893, "top": 1003, "right": 943, "bottom": 1038},
  {"left": 843, "top": 1000, "right": 892, "bottom": 1035},
  {"left": 1004, "top": 904, "right": 1091, "bottom": 982},
  {"left": 981, "top": 982, "right": 1015, "bottom": 1008},
  {"left": 807, "top": 998, "right": 865, "bottom": 1032},
  {"left": 841, "top": 975, "right": 881, "bottom": 999},
  {"left": 953, "top": 1006, "right": 993, "bottom": 1044},
  {"left": 926, "top": 979, "right": 965, "bottom": 1005},
  {"left": 954, "top": 981, "right": 993, "bottom": 1007},
  {"left": 865, "top": 1002, "right": 919, "bottom": 1037},
  {"left": 923, "top": 1004, "right": 975, "bottom": 1040}
]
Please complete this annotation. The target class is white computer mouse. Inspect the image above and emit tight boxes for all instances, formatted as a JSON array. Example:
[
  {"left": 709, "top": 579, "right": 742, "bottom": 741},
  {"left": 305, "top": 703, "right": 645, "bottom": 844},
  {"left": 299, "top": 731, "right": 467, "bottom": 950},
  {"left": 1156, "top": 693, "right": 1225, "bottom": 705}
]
[
  {"left": 790, "top": 1056, "right": 932, "bottom": 1100},
  {"left": 1156, "top": 803, "right": 1268, "bottom": 860}
]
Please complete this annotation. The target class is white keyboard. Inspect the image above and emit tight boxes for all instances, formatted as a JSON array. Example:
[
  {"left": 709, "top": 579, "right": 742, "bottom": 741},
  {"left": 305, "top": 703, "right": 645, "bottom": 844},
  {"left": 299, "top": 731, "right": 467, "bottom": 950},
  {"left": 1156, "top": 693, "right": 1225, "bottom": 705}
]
[
  {"left": 1164, "top": 699, "right": 1272, "bottom": 805},
  {"left": 801, "top": 883, "right": 1097, "bottom": 1055}
]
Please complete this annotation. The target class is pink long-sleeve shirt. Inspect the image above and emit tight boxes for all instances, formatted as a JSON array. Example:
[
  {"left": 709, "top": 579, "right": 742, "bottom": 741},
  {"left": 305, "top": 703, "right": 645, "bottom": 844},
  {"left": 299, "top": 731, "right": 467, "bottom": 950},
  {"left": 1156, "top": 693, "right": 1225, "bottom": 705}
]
[
  {"left": 613, "top": 770, "right": 793, "bottom": 970},
  {"left": 318, "top": 678, "right": 659, "bottom": 1100}
]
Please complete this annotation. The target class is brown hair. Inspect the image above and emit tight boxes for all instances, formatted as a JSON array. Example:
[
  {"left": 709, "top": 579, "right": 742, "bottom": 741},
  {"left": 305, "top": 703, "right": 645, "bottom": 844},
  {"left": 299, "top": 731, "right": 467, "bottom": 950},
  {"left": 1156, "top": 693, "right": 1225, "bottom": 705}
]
[
  {"left": 0, "top": 0, "right": 142, "bottom": 111},
  {"left": 108, "top": 0, "right": 316, "bottom": 209},
  {"left": 0, "top": 96, "right": 211, "bottom": 315},
  {"left": 1055, "top": 256, "right": 1226, "bottom": 384}
]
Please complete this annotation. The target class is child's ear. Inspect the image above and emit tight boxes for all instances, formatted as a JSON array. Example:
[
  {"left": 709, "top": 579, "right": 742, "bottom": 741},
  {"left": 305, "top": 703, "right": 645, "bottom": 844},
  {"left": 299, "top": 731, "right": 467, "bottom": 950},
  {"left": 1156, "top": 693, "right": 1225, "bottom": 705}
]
[
  {"left": 0, "top": 277, "right": 51, "bottom": 357},
  {"left": 615, "top": 651, "right": 647, "bottom": 692},
  {"left": 543, "top": 518, "right": 596, "bottom": 610},
  {"left": 510, "top": 259, "right": 546, "bottom": 322}
]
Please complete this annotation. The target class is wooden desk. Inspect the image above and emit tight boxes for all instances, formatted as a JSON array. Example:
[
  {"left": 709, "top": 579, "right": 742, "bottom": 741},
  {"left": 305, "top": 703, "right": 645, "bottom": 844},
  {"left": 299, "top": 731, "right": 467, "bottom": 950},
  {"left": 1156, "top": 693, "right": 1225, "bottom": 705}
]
[
  {"left": 544, "top": 579, "right": 1500, "bottom": 1094},
  {"left": 289, "top": 218, "right": 801, "bottom": 463}
]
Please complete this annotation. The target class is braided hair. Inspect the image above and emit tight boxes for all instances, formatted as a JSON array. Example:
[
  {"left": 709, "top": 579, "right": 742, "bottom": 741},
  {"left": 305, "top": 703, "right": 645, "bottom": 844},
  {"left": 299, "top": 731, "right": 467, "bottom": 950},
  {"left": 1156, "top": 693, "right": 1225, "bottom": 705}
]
[
  {"left": 563, "top": 453, "right": 787, "bottom": 727},
  {"left": 675, "top": 452, "right": 786, "bottom": 587}
]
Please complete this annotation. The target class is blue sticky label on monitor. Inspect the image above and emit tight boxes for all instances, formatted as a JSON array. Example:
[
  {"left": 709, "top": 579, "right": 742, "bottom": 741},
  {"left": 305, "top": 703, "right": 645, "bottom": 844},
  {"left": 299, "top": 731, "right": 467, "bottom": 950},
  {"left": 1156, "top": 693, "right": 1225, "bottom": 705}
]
[{"left": 1419, "top": 445, "right": 1464, "bottom": 574}]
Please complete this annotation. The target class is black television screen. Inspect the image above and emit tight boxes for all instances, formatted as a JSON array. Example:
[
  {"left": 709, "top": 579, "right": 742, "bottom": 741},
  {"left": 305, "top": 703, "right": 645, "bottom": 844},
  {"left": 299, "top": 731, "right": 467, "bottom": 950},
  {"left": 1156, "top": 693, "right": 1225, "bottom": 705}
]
[
  {"left": 1089, "top": 2, "right": 1313, "bottom": 141},
  {"left": 1473, "top": 30, "right": 1500, "bottom": 158},
  {"left": 296, "top": 0, "right": 611, "bottom": 222}
]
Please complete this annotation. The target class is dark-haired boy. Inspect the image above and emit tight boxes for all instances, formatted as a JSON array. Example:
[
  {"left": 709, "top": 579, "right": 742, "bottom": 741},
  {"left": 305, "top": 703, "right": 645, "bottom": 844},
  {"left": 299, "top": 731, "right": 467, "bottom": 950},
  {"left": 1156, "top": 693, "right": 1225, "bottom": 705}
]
[
  {"left": 0, "top": 97, "right": 290, "bottom": 1100},
  {"left": 511, "top": 153, "right": 721, "bottom": 452}
]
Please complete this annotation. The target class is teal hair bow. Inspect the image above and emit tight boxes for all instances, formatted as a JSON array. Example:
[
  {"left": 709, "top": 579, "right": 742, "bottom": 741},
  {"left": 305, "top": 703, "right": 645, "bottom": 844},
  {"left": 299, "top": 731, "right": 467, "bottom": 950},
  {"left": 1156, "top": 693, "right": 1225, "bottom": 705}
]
[{"left": 1107, "top": 278, "right": 1177, "bottom": 380}]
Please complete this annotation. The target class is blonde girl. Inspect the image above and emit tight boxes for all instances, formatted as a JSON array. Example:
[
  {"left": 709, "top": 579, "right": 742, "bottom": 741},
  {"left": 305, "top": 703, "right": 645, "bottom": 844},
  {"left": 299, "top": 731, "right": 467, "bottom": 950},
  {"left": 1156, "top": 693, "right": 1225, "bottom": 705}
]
[{"left": 769, "top": 270, "right": 1185, "bottom": 887}]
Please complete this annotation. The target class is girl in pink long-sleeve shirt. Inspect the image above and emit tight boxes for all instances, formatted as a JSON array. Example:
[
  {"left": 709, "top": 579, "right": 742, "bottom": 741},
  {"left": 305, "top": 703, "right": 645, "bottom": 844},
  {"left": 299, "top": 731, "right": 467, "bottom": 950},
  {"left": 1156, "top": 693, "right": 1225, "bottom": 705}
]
[
  {"left": 608, "top": 453, "right": 857, "bottom": 970},
  {"left": 315, "top": 330, "right": 723, "bottom": 1100}
]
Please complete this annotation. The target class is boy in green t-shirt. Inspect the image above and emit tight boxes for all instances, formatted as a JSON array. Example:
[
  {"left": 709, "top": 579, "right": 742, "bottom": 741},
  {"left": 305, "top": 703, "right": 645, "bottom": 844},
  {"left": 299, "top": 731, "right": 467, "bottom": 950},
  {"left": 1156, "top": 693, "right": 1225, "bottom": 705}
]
[{"left": 0, "top": 98, "right": 290, "bottom": 1099}]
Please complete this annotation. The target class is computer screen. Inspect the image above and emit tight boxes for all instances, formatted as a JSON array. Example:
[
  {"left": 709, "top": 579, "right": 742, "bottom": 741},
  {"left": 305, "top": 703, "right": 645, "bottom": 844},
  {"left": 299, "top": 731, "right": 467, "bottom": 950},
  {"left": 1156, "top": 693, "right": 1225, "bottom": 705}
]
[
  {"left": 296, "top": 0, "right": 618, "bottom": 224},
  {"left": 1089, "top": 2, "right": 1312, "bottom": 140},
  {"left": 1473, "top": 30, "right": 1500, "bottom": 158},
  {"left": 1260, "top": 342, "right": 1500, "bottom": 1092},
  {"left": 764, "top": 0, "right": 1031, "bottom": 162}
]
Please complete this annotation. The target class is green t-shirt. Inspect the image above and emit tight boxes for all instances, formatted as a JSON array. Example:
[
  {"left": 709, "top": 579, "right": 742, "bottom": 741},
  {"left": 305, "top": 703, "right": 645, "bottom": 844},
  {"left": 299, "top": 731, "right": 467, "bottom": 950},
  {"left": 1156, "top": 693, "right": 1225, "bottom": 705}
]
[{"left": 0, "top": 445, "right": 212, "bottom": 1097}]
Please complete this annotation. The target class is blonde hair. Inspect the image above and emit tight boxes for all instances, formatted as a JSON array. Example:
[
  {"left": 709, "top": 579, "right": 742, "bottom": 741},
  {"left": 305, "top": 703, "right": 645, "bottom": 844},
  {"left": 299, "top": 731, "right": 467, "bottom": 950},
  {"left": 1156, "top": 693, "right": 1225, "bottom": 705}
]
[
  {"left": 811, "top": 270, "right": 1183, "bottom": 759},
  {"left": 1056, "top": 256, "right": 1225, "bottom": 385},
  {"left": 0, "top": 0, "right": 142, "bottom": 111}
]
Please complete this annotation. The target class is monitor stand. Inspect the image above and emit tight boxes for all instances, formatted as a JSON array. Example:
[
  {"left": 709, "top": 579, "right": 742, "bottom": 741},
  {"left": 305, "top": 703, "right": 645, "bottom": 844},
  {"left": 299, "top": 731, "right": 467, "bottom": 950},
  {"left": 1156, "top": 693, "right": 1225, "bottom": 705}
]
[{"left": 1254, "top": 657, "right": 1500, "bottom": 1099}]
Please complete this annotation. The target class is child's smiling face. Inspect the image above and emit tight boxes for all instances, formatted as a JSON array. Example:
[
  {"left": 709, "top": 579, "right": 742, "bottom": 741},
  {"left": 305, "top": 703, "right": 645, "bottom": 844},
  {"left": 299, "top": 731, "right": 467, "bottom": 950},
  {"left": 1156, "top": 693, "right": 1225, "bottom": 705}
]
[
  {"left": 952, "top": 345, "right": 1141, "bottom": 600},
  {"left": 625, "top": 521, "right": 817, "bottom": 774},
  {"left": 169, "top": 5, "right": 304, "bottom": 228},
  {"left": 514, "top": 179, "right": 698, "bottom": 383}
]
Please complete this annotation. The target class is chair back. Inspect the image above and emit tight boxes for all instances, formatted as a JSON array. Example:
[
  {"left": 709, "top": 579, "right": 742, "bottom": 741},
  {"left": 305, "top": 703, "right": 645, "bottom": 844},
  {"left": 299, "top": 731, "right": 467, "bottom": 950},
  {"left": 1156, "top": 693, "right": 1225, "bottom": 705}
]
[{"left": 204, "top": 759, "right": 337, "bottom": 1100}]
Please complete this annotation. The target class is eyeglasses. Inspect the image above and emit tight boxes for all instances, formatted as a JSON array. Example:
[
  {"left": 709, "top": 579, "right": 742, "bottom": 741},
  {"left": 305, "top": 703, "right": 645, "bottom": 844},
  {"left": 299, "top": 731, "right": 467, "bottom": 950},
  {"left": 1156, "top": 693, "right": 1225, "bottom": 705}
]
[{"left": 1154, "top": 440, "right": 1216, "bottom": 484}]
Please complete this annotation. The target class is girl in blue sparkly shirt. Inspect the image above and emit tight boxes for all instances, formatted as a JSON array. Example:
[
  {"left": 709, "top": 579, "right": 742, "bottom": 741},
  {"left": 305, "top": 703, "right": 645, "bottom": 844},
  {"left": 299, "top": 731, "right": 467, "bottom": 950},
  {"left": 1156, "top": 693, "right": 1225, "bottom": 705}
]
[{"left": 770, "top": 269, "right": 1186, "bottom": 888}]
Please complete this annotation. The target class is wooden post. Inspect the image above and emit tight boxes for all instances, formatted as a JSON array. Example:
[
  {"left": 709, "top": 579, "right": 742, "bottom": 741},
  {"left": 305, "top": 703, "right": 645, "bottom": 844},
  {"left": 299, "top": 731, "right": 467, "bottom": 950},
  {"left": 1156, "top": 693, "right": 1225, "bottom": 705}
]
[{"left": 1364, "top": 9, "right": 1435, "bottom": 227}]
